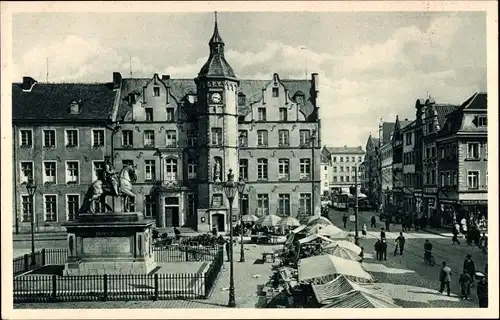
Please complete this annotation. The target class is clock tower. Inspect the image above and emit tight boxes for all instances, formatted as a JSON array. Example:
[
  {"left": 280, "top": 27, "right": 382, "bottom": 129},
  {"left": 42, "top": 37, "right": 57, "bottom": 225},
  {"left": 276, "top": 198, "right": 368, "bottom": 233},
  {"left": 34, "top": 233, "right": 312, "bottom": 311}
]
[{"left": 195, "top": 12, "right": 240, "bottom": 233}]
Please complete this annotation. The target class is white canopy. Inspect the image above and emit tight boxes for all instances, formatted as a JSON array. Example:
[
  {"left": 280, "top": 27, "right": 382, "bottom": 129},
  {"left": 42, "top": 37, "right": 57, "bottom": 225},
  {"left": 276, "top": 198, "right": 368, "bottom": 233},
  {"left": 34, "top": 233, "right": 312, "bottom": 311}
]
[
  {"left": 291, "top": 225, "right": 307, "bottom": 234},
  {"left": 298, "top": 254, "right": 373, "bottom": 282},
  {"left": 307, "top": 224, "right": 349, "bottom": 239},
  {"left": 298, "top": 233, "right": 335, "bottom": 245},
  {"left": 323, "top": 240, "right": 362, "bottom": 255}
]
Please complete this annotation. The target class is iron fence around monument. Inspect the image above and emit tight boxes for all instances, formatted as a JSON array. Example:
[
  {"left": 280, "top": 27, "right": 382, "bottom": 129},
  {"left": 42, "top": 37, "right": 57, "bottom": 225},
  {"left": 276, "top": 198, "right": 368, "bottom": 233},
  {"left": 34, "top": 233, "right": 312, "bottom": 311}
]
[
  {"left": 13, "top": 246, "right": 223, "bottom": 303},
  {"left": 13, "top": 250, "right": 45, "bottom": 276}
]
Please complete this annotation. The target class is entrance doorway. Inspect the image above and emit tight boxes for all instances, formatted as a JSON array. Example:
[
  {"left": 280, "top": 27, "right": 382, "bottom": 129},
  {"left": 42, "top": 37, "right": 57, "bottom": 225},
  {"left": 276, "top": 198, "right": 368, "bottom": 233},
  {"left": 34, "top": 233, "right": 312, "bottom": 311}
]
[
  {"left": 165, "top": 196, "right": 180, "bottom": 227},
  {"left": 167, "top": 207, "right": 180, "bottom": 227},
  {"left": 212, "top": 213, "right": 225, "bottom": 232}
]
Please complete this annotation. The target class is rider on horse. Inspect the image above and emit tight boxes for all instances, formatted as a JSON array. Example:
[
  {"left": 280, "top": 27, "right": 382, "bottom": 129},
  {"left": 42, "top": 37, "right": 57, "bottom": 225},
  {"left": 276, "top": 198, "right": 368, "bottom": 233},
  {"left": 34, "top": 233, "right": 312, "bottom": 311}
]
[{"left": 104, "top": 156, "right": 119, "bottom": 197}]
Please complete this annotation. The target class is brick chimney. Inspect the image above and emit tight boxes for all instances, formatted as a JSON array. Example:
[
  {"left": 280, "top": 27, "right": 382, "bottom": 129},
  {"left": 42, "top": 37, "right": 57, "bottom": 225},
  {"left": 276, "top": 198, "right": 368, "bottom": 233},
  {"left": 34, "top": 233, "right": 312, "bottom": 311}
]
[
  {"left": 21, "top": 76, "right": 37, "bottom": 92},
  {"left": 112, "top": 72, "right": 122, "bottom": 89}
]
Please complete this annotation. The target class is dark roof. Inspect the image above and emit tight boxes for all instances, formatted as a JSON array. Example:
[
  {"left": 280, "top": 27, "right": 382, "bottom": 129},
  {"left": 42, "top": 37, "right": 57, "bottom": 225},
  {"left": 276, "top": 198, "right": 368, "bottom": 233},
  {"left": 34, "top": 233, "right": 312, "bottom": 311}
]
[
  {"left": 437, "top": 92, "right": 487, "bottom": 138},
  {"left": 198, "top": 54, "right": 236, "bottom": 78},
  {"left": 12, "top": 82, "right": 117, "bottom": 122},
  {"left": 401, "top": 120, "right": 416, "bottom": 132},
  {"left": 462, "top": 92, "right": 487, "bottom": 110},
  {"left": 400, "top": 120, "right": 412, "bottom": 129},
  {"left": 382, "top": 122, "right": 395, "bottom": 144},
  {"left": 117, "top": 77, "right": 315, "bottom": 120},
  {"left": 435, "top": 104, "right": 460, "bottom": 127},
  {"left": 325, "top": 146, "right": 365, "bottom": 155}
]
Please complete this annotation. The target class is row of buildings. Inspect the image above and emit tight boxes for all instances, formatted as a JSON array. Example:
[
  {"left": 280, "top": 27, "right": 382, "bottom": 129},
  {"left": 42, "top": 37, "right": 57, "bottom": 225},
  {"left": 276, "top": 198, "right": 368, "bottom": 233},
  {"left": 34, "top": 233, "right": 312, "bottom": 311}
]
[
  {"left": 362, "top": 93, "right": 488, "bottom": 228},
  {"left": 320, "top": 146, "right": 365, "bottom": 195},
  {"left": 12, "top": 17, "right": 323, "bottom": 233}
]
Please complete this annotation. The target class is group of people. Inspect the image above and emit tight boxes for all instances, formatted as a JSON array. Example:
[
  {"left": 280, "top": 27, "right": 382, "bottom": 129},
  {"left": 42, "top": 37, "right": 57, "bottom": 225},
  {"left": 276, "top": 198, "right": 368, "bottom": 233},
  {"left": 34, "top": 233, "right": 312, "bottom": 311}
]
[
  {"left": 373, "top": 229, "right": 406, "bottom": 261},
  {"left": 439, "top": 254, "right": 488, "bottom": 307}
]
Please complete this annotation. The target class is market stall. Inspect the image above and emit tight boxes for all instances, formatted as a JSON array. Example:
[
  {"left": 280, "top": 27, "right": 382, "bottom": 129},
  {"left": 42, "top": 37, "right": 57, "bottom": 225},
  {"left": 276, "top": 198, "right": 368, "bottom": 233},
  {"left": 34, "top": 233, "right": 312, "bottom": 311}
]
[{"left": 298, "top": 254, "right": 373, "bottom": 284}]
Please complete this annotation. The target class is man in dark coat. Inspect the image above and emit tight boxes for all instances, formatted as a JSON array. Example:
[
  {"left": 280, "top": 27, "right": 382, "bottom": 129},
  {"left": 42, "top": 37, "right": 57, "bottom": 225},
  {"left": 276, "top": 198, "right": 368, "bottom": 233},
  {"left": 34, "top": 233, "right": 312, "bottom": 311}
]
[
  {"left": 385, "top": 219, "right": 390, "bottom": 232},
  {"left": 463, "top": 254, "right": 476, "bottom": 281},
  {"left": 380, "top": 228, "right": 386, "bottom": 240},
  {"left": 477, "top": 277, "right": 488, "bottom": 308},
  {"left": 224, "top": 239, "right": 231, "bottom": 262},
  {"left": 381, "top": 239, "right": 388, "bottom": 261},
  {"left": 439, "top": 261, "right": 452, "bottom": 296},
  {"left": 396, "top": 232, "right": 405, "bottom": 255},
  {"left": 459, "top": 270, "right": 472, "bottom": 299},
  {"left": 374, "top": 239, "right": 382, "bottom": 261},
  {"left": 371, "top": 216, "right": 377, "bottom": 228},
  {"left": 342, "top": 214, "right": 348, "bottom": 228}
]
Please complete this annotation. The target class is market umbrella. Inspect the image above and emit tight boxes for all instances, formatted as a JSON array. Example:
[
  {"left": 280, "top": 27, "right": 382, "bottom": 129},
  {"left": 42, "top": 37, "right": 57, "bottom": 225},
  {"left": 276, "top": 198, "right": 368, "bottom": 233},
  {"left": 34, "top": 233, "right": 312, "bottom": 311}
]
[
  {"left": 307, "top": 216, "right": 333, "bottom": 226},
  {"left": 278, "top": 216, "right": 301, "bottom": 227},
  {"left": 255, "top": 214, "right": 282, "bottom": 227},
  {"left": 298, "top": 254, "right": 373, "bottom": 283},
  {"left": 322, "top": 245, "right": 360, "bottom": 261},
  {"left": 241, "top": 214, "right": 258, "bottom": 222},
  {"left": 307, "top": 224, "right": 349, "bottom": 239},
  {"left": 324, "top": 240, "right": 362, "bottom": 255},
  {"left": 291, "top": 225, "right": 307, "bottom": 234}
]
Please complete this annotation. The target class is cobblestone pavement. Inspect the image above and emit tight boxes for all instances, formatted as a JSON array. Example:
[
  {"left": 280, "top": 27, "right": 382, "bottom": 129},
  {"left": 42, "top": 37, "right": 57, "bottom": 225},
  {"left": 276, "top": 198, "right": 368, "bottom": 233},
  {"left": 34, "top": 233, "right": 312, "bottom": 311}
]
[{"left": 328, "top": 208, "right": 487, "bottom": 308}]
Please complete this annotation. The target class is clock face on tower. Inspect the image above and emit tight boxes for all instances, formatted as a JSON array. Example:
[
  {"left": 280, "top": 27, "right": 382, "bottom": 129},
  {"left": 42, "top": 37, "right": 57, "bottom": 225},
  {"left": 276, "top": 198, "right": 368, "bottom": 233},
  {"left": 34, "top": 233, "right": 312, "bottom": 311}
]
[{"left": 210, "top": 92, "right": 222, "bottom": 104}]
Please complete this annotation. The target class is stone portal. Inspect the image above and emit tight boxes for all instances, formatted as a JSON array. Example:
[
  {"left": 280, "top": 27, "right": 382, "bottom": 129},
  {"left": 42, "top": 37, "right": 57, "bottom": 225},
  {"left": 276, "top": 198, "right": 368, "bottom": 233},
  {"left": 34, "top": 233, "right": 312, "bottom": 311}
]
[{"left": 62, "top": 212, "right": 156, "bottom": 276}]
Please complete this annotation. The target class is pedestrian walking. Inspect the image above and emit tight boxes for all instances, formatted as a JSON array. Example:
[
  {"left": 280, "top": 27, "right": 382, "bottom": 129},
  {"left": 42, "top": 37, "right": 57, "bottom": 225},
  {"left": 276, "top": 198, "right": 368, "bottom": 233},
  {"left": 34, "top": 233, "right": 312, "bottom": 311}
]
[
  {"left": 381, "top": 239, "right": 387, "bottom": 261},
  {"left": 342, "top": 214, "right": 348, "bottom": 228},
  {"left": 396, "top": 232, "right": 405, "bottom": 255},
  {"left": 463, "top": 254, "right": 476, "bottom": 282},
  {"left": 371, "top": 216, "right": 377, "bottom": 228},
  {"left": 479, "top": 232, "right": 487, "bottom": 249},
  {"left": 439, "top": 261, "right": 452, "bottom": 296},
  {"left": 374, "top": 239, "right": 382, "bottom": 261},
  {"left": 380, "top": 228, "right": 386, "bottom": 240},
  {"left": 361, "top": 223, "right": 367, "bottom": 238},
  {"left": 477, "top": 276, "right": 488, "bottom": 308},
  {"left": 452, "top": 227, "right": 461, "bottom": 245},
  {"left": 358, "top": 247, "right": 364, "bottom": 263},
  {"left": 385, "top": 219, "right": 390, "bottom": 232},
  {"left": 459, "top": 270, "right": 472, "bottom": 299}
]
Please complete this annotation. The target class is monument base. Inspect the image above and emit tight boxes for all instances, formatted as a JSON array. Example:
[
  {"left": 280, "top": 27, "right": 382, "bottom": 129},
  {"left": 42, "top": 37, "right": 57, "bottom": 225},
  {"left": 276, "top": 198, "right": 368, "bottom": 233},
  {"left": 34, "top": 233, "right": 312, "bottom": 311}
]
[{"left": 62, "top": 212, "right": 156, "bottom": 276}]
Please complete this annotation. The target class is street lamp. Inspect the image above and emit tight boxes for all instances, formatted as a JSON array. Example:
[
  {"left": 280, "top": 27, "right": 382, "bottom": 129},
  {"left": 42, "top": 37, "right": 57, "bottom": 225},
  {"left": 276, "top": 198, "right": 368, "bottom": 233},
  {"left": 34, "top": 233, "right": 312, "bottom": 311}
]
[
  {"left": 222, "top": 169, "right": 237, "bottom": 308},
  {"left": 237, "top": 177, "right": 246, "bottom": 262},
  {"left": 26, "top": 178, "right": 37, "bottom": 266},
  {"left": 354, "top": 167, "right": 360, "bottom": 246}
]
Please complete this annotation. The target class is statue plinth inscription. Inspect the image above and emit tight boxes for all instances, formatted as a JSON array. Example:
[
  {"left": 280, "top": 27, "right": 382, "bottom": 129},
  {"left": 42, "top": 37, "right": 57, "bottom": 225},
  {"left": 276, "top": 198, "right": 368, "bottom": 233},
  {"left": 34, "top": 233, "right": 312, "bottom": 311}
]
[{"left": 62, "top": 212, "right": 156, "bottom": 276}]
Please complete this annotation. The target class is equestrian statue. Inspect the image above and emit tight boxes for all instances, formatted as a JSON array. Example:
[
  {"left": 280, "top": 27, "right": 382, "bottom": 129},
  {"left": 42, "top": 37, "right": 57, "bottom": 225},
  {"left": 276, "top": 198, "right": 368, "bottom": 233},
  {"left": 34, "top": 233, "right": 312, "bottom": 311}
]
[{"left": 78, "top": 156, "right": 138, "bottom": 214}]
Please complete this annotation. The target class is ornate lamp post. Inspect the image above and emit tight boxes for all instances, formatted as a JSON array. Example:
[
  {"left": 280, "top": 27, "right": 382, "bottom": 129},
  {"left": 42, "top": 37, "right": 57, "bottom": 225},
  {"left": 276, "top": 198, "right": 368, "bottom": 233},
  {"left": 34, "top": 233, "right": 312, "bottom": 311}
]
[
  {"left": 26, "top": 178, "right": 37, "bottom": 266},
  {"left": 222, "top": 169, "right": 237, "bottom": 308},
  {"left": 237, "top": 177, "right": 246, "bottom": 262}
]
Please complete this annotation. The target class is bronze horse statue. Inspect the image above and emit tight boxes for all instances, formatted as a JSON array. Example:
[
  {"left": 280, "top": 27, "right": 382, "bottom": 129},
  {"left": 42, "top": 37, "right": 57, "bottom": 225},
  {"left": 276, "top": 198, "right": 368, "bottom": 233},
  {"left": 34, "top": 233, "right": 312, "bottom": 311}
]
[{"left": 78, "top": 165, "right": 138, "bottom": 214}]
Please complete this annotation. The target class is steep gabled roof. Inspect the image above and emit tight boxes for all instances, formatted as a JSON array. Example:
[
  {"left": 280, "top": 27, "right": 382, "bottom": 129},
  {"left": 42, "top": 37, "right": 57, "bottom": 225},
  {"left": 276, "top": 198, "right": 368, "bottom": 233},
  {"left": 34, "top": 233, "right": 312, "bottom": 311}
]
[
  {"left": 12, "top": 82, "right": 117, "bottom": 122},
  {"left": 435, "top": 104, "right": 460, "bottom": 128},
  {"left": 381, "top": 122, "right": 395, "bottom": 144},
  {"left": 437, "top": 92, "right": 487, "bottom": 138}
]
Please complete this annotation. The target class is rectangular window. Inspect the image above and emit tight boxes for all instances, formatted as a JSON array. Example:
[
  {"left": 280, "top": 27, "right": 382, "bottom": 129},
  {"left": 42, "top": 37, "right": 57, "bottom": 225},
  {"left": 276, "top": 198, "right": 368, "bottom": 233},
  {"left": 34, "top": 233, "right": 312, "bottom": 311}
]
[
  {"left": 212, "top": 194, "right": 223, "bottom": 207},
  {"left": 144, "top": 195, "right": 157, "bottom": 217},
  {"left": 21, "top": 195, "right": 33, "bottom": 222},
  {"left": 299, "top": 193, "right": 312, "bottom": 215},
  {"left": 440, "top": 148, "right": 445, "bottom": 159},
  {"left": 122, "top": 159, "right": 134, "bottom": 168},
  {"left": 340, "top": 176, "right": 344, "bottom": 182},
  {"left": 65, "top": 129, "right": 78, "bottom": 147},
  {"left": 346, "top": 176, "right": 350, "bottom": 182},
  {"left": 300, "top": 159, "right": 311, "bottom": 179},
  {"left": 238, "top": 130, "right": 248, "bottom": 147},
  {"left": 340, "top": 166, "right": 344, "bottom": 172},
  {"left": 238, "top": 94, "right": 246, "bottom": 106},
  {"left": 92, "top": 129, "right": 105, "bottom": 147},
  {"left": 20, "top": 130, "right": 33, "bottom": 147},
  {"left": 467, "top": 143, "right": 479, "bottom": 159},
  {"left": 278, "top": 194, "right": 290, "bottom": 216},
  {"left": 239, "top": 159, "right": 248, "bottom": 180},
  {"left": 43, "top": 161, "right": 57, "bottom": 184},
  {"left": 144, "top": 130, "right": 155, "bottom": 147},
  {"left": 299, "top": 130, "right": 310, "bottom": 146},
  {"left": 258, "top": 108, "right": 266, "bottom": 121},
  {"left": 122, "top": 130, "right": 133, "bottom": 147},
  {"left": 153, "top": 86, "right": 160, "bottom": 97},
  {"left": 440, "top": 173, "right": 445, "bottom": 187},
  {"left": 279, "top": 108, "right": 288, "bottom": 121},
  {"left": 272, "top": 87, "right": 279, "bottom": 97},
  {"left": 257, "top": 158, "right": 268, "bottom": 180},
  {"left": 211, "top": 128, "right": 222, "bottom": 146},
  {"left": 257, "top": 130, "right": 268, "bottom": 146},
  {"left": 43, "top": 130, "right": 56, "bottom": 148},
  {"left": 164, "top": 158, "right": 178, "bottom": 181},
  {"left": 467, "top": 171, "right": 479, "bottom": 189},
  {"left": 452, "top": 171, "right": 457, "bottom": 186},
  {"left": 340, "top": 157, "right": 344, "bottom": 162},
  {"left": 188, "top": 159, "right": 197, "bottom": 179},
  {"left": 257, "top": 194, "right": 269, "bottom": 216},
  {"left": 240, "top": 194, "right": 249, "bottom": 215},
  {"left": 278, "top": 159, "right": 290, "bottom": 180},
  {"left": 478, "top": 116, "right": 487, "bottom": 127},
  {"left": 333, "top": 166, "right": 337, "bottom": 173},
  {"left": 92, "top": 161, "right": 104, "bottom": 182},
  {"left": 145, "top": 108, "right": 154, "bottom": 121},
  {"left": 278, "top": 130, "right": 289, "bottom": 146},
  {"left": 187, "top": 130, "right": 197, "bottom": 146},
  {"left": 346, "top": 167, "right": 350, "bottom": 172},
  {"left": 66, "top": 195, "right": 79, "bottom": 221},
  {"left": 446, "top": 172, "right": 451, "bottom": 186},
  {"left": 358, "top": 156, "right": 362, "bottom": 162},
  {"left": 66, "top": 161, "right": 79, "bottom": 184},
  {"left": 166, "top": 130, "right": 177, "bottom": 147},
  {"left": 44, "top": 195, "right": 57, "bottom": 222},
  {"left": 187, "top": 194, "right": 196, "bottom": 216},
  {"left": 166, "top": 108, "right": 175, "bottom": 122},
  {"left": 145, "top": 160, "right": 156, "bottom": 181},
  {"left": 20, "top": 162, "right": 34, "bottom": 183},
  {"left": 333, "top": 176, "right": 338, "bottom": 182},
  {"left": 333, "top": 157, "right": 337, "bottom": 163}
]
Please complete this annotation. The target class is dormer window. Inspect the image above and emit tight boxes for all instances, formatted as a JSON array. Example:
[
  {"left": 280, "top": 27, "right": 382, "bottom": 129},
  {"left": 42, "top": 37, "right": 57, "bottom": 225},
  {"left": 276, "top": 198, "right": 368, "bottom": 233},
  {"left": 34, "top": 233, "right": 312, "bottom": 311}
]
[
  {"left": 153, "top": 86, "right": 160, "bottom": 97},
  {"left": 295, "top": 93, "right": 305, "bottom": 105},
  {"left": 69, "top": 101, "right": 80, "bottom": 115},
  {"left": 187, "top": 94, "right": 196, "bottom": 104},
  {"left": 238, "top": 93, "right": 246, "bottom": 106},
  {"left": 272, "top": 87, "right": 279, "bottom": 98}
]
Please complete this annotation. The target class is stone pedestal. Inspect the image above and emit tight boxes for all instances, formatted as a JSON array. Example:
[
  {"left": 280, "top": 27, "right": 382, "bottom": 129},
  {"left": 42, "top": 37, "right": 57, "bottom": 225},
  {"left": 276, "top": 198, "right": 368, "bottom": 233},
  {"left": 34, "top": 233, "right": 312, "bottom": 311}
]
[{"left": 62, "top": 212, "right": 156, "bottom": 276}]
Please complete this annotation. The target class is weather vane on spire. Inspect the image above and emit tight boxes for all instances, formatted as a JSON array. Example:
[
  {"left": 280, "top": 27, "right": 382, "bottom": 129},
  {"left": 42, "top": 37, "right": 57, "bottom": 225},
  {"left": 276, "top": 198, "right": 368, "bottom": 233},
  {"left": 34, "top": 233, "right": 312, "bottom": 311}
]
[{"left": 215, "top": 11, "right": 217, "bottom": 23}]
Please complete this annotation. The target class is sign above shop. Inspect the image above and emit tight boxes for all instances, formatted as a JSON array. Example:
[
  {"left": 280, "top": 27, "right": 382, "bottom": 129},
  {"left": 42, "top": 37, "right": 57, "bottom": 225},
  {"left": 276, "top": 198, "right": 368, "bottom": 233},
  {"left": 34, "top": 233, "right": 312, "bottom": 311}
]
[{"left": 460, "top": 200, "right": 488, "bottom": 205}]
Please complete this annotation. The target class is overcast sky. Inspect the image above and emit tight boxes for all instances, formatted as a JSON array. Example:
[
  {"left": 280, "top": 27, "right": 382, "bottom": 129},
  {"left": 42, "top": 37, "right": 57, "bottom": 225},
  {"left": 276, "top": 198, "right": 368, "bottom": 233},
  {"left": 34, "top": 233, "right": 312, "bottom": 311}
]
[{"left": 12, "top": 11, "right": 486, "bottom": 148}]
